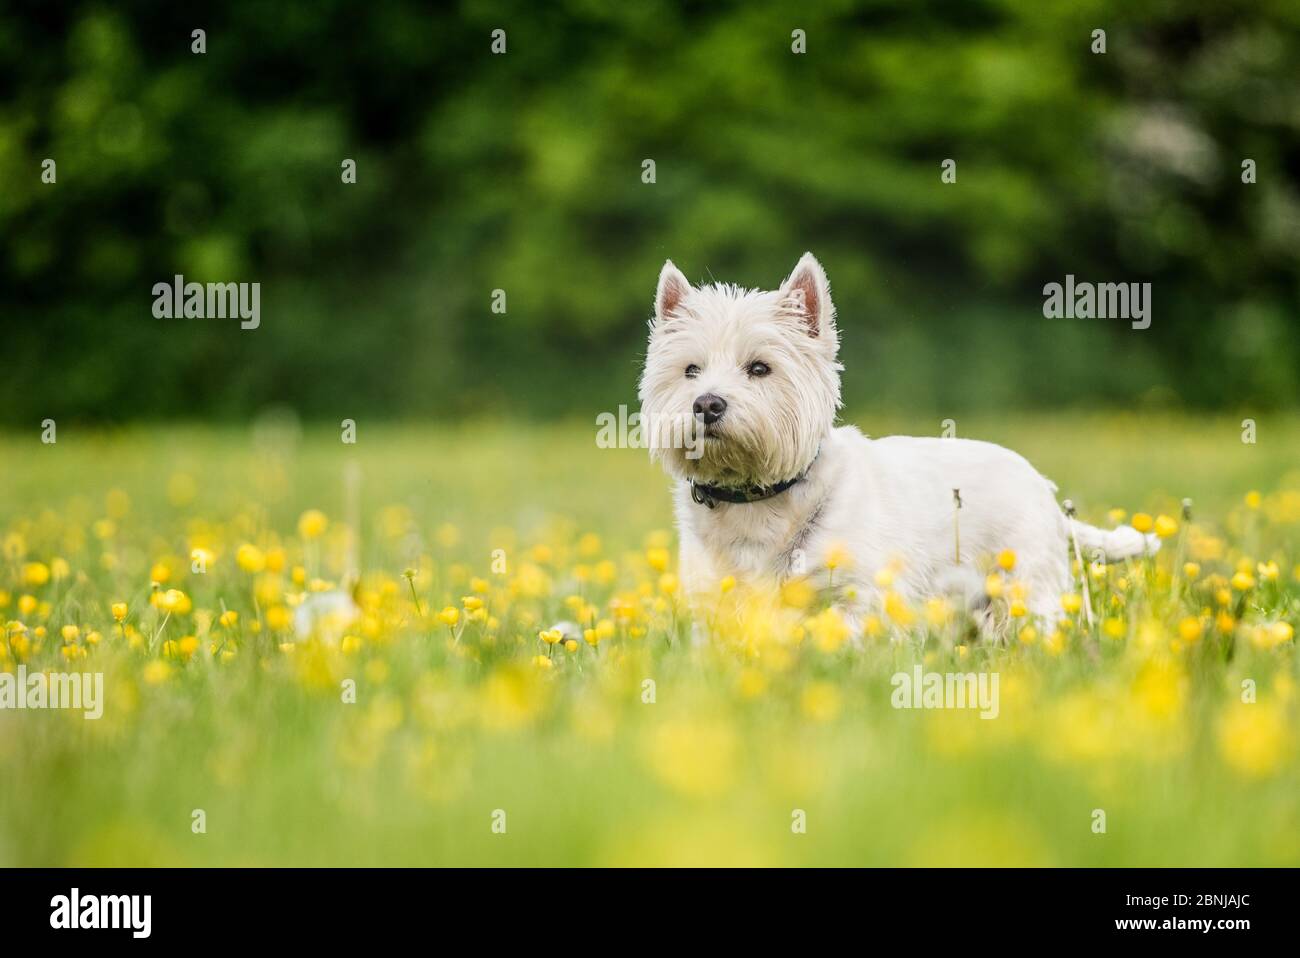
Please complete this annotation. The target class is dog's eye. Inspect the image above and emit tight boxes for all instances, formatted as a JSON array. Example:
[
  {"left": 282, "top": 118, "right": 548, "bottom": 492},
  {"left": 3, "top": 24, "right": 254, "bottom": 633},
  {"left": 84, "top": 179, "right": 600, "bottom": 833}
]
[
  {"left": 684, "top": 364, "right": 701, "bottom": 379},
  {"left": 747, "top": 361, "right": 771, "bottom": 378}
]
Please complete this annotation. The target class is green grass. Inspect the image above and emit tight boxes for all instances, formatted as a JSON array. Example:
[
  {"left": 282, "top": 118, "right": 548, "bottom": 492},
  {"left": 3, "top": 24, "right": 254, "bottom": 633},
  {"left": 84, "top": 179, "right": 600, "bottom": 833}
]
[{"left": 0, "top": 412, "right": 1297, "bottom": 866}]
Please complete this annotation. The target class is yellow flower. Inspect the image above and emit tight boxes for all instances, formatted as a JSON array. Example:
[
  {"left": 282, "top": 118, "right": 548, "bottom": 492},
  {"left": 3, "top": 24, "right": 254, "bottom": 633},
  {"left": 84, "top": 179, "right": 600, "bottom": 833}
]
[
  {"left": 437, "top": 607, "right": 460, "bottom": 627},
  {"left": 984, "top": 573, "right": 1003, "bottom": 599},
  {"left": 825, "top": 544, "right": 851, "bottom": 571},
  {"left": 111, "top": 602, "right": 128, "bottom": 622},
  {"left": 1, "top": 537, "right": 27, "bottom": 566},
  {"left": 21, "top": 562, "right": 50, "bottom": 587},
  {"left": 996, "top": 550, "right": 1016, "bottom": 572},
  {"left": 298, "top": 509, "right": 328, "bottom": 539},
  {"left": 1249, "top": 621, "right": 1294, "bottom": 650},
  {"left": 658, "top": 573, "right": 678, "bottom": 596},
  {"left": 1244, "top": 490, "right": 1262, "bottom": 510},
  {"left": 1230, "top": 570, "right": 1256, "bottom": 592},
  {"left": 1182, "top": 562, "right": 1200, "bottom": 580},
  {"left": 159, "top": 589, "right": 189, "bottom": 613},
  {"left": 807, "top": 608, "right": 851, "bottom": 653},
  {"left": 531, "top": 655, "right": 553, "bottom": 670},
  {"left": 538, "top": 628, "right": 562, "bottom": 645},
  {"left": 219, "top": 610, "right": 239, "bottom": 628},
  {"left": 719, "top": 575, "right": 736, "bottom": 594},
  {"left": 236, "top": 543, "right": 266, "bottom": 573},
  {"left": 781, "top": 579, "right": 817, "bottom": 609},
  {"left": 18, "top": 594, "right": 37, "bottom": 616},
  {"left": 1177, "top": 617, "right": 1203, "bottom": 643},
  {"left": 924, "top": 597, "right": 952, "bottom": 628},
  {"left": 1257, "top": 561, "right": 1280, "bottom": 582},
  {"left": 1107, "top": 508, "right": 1127, "bottom": 524},
  {"left": 1130, "top": 513, "right": 1153, "bottom": 534},
  {"left": 645, "top": 547, "right": 670, "bottom": 572},
  {"left": 884, "top": 591, "right": 915, "bottom": 626},
  {"left": 1060, "top": 593, "right": 1082, "bottom": 614},
  {"left": 142, "top": 661, "right": 173, "bottom": 684},
  {"left": 1008, "top": 599, "right": 1027, "bottom": 618},
  {"left": 60, "top": 624, "right": 80, "bottom": 643},
  {"left": 1102, "top": 617, "right": 1125, "bottom": 640},
  {"left": 1153, "top": 515, "right": 1178, "bottom": 538},
  {"left": 150, "top": 562, "right": 172, "bottom": 584},
  {"left": 462, "top": 595, "right": 484, "bottom": 611}
]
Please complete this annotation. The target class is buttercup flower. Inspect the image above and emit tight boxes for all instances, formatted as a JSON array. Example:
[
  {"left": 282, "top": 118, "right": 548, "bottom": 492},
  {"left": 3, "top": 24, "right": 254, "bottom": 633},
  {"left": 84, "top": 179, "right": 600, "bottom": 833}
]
[{"left": 298, "top": 509, "right": 329, "bottom": 539}]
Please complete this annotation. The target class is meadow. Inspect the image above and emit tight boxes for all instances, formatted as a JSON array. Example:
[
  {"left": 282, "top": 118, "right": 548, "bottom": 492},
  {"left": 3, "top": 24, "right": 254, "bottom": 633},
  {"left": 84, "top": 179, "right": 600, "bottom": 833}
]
[{"left": 1, "top": 411, "right": 1297, "bottom": 866}]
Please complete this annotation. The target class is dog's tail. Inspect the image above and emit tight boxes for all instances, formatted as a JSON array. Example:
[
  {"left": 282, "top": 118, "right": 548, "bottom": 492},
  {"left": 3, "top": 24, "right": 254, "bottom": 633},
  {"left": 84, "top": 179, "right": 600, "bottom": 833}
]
[{"left": 1068, "top": 519, "right": 1160, "bottom": 562}]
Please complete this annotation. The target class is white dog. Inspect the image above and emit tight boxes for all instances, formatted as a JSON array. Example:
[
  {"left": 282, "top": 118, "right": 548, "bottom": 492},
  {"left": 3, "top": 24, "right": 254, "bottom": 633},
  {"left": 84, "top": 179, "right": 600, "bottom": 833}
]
[{"left": 638, "top": 252, "right": 1157, "bottom": 633}]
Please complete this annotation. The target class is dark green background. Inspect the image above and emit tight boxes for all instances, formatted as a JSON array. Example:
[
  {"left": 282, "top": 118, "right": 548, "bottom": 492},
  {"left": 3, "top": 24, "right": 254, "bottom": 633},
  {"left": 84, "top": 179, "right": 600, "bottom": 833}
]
[{"left": 2, "top": 0, "right": 1297, "bottom": 425}]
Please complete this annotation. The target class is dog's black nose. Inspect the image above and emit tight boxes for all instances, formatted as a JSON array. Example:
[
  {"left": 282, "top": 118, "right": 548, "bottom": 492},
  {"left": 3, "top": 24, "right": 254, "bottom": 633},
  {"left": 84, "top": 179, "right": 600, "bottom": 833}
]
[{"left": 692, "top": 393, "right": 727, "bottom": 425}]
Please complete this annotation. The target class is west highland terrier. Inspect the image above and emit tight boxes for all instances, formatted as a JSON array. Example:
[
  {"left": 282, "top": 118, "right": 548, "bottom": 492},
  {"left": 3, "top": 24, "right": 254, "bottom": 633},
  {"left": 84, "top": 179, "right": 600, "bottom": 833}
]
[{"left": 638, "top": 252, "right": 1157, "bottom": 635}]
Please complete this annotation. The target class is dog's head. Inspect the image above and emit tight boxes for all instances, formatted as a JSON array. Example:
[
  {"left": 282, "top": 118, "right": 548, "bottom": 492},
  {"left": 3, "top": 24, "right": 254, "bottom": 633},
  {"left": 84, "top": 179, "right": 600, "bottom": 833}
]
[{"left": 638, "top": 253, "right": 842, "bottom": 488}]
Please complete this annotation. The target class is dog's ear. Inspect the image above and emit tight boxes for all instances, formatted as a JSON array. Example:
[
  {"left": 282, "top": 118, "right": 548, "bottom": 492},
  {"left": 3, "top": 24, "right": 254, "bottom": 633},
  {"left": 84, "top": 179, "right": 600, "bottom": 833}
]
[
  {"left": 654, "top": 260, "right": 691, "bottom": 323},
  {"left": 779, "top": 252, "right": 835, "bottom": 338}
]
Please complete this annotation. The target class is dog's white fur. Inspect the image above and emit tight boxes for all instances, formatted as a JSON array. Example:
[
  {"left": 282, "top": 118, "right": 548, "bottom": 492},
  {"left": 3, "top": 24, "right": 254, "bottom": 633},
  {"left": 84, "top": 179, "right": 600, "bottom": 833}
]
[{"left": 638, "top": 252, "right": 1157, "bottom": 632}]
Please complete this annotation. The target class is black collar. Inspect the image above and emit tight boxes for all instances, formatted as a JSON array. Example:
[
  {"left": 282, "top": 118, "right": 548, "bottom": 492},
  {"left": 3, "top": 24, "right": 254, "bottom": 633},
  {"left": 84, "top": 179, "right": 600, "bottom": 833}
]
[{"left": 688, "top": 452, "right": 818, "bottom": 509}]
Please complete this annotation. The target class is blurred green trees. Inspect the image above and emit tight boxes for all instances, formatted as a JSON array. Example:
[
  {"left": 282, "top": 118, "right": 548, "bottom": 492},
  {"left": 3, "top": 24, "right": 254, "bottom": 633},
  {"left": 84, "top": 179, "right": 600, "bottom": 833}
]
[{"left": 1, "top": 0, "right": 1297, "bottom": 424}]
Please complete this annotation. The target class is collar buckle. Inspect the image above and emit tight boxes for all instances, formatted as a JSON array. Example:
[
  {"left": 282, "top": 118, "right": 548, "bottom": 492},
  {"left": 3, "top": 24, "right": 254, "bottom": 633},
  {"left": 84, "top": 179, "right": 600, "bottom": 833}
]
[{"left": 690, "top": 483, "right": 717, "bottom": 509}]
